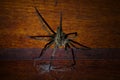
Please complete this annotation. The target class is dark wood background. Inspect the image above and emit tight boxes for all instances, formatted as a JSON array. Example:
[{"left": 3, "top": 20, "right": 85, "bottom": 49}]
[{"left": 0, "top": 0, "right": 120, "bottom": 80}]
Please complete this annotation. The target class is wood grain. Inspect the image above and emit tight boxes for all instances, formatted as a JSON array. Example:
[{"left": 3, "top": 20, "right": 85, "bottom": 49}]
[
  {"left": 0, "top": 60, "right": 120, "bottom": 80},
  {"left": 0, "top": 0, "right": 120, "bottom": 80},
  {"left": 0, "top": 0, "right": 120, "bottom": 48}
]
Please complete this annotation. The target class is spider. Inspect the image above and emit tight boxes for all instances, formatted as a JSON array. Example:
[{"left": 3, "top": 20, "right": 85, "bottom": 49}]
[{"left": 29, "top": 7, "right": 91, "bottom": 71}]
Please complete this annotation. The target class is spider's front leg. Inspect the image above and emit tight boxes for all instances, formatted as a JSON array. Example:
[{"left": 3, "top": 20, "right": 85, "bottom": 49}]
[{"left": 29, "top": 36, "right": 52, "bottom": 41}]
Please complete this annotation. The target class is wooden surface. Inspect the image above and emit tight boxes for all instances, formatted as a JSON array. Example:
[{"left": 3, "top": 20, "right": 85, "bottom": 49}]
[
  {"left": 0, "top": 60, "right": 120, "bottom": 80},
  {"left": 0, "top": 0, "right": 120, "bottom": 80},
  {"left": 0, "top": 0, "right": 120, "bottom": 48}
]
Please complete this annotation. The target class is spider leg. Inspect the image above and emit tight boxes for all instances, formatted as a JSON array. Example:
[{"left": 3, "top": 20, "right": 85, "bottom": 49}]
[
  {"left": 60, "top": 12, "right": 62, "bottom": 31},
  {"left": 49, "top": 45, "right": 58, "bottom": 71},
  {"left": 69, "top": 42, "right": 78, "bottom": 49},
  {"left": 66, "top": 32, "right": 77, "bottom": 36},
  {"left": 66, "top": 32, "right": 78, "bottom": 39},
  {"left": 69, "top": 39, "right": 91, "bottom": 50},
  {"left": 64, "top": 43, "right": 75, "bottom": 69},
  {"left": 66, "top": 44, "right": 76, "bottom": 67},
  {"left": 29, "top": 36, "right": 52, "bottom": 41},
  {"left": 29, "top": 35, "right": 52, "bottom": 38},
  {"left": 39, "top": 40, "right": 54, "bottom": 58},
  {"left": 33, "top": 40, "right": 54, "bottom": 67},
  {"left": 65, "top": 43, "right": 68, "bottom": 52},
  {"left": 34, "top": 7, "right": 56, "bottom": 34}
]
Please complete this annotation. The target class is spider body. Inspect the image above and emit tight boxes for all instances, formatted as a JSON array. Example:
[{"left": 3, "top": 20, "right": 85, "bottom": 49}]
[
  {"left": 55, "top": 27, "right": 67, "bottom": 47},
  {"left": 29, "top": 7, "right": 90, "bottom": 71}
]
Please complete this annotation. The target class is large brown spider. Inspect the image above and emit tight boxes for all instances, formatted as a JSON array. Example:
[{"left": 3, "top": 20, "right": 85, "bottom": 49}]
[{"left": 29, "top": 7, "right": 90, "bottom": 71}]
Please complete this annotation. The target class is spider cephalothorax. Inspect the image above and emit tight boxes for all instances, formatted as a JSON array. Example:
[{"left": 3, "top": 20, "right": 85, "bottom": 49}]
[{"left": 29, "top": 7, "right": 90, "bottom": 71}]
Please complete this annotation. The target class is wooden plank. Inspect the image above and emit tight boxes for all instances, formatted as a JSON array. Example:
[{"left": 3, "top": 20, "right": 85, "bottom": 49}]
[
  {"left": 0, "top": 0, "right": 120, "bottom": 80},
  {"left": 0, "top": 0, "right": 120, "bottom": 48},
  {"left": 0, "top": 60, "right": 120, "bottom": 80}
]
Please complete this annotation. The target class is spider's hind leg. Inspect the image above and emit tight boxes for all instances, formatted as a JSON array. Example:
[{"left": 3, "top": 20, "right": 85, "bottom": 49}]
[
  {"left": 65, "top": 44, "right": 76, "bottom": 69},
  {"left": 70, "top": 39, "right": 91, "bottom": 50}
]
